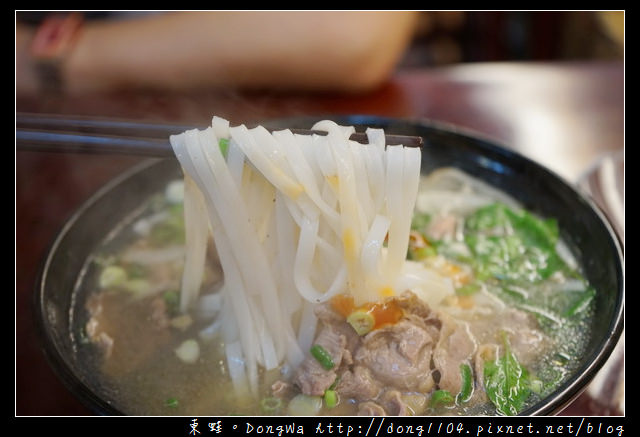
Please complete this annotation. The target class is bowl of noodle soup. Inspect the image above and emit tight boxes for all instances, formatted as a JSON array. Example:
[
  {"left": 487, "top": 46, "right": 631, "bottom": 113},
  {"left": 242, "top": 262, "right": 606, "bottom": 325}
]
[{"left": 34, "top": 115, "right": 623, "bottom": 416}]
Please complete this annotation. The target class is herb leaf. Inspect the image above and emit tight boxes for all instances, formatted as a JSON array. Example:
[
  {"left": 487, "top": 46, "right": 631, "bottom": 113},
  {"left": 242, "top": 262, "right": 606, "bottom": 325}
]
[
  {"left": 464, "top": 203, "right": 564, "bottom": 283},
  {"left": 483, "top": 333, "right": 531, "bottom": 416}
]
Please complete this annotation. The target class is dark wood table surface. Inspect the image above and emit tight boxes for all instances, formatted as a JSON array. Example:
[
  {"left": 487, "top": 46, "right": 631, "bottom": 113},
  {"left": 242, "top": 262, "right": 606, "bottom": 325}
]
[{"left": 16, "top": 61, "right": 624, "bottom": 416}]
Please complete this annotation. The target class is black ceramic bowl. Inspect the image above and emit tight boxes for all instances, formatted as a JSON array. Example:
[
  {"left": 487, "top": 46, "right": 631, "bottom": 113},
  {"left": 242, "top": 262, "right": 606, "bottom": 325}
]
[{"left": 34, "top": 115, "right": 624, "bottom": 416}]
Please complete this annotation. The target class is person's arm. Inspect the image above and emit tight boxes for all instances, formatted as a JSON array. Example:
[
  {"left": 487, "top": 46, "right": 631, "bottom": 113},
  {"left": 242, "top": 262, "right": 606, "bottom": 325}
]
[{"left": 19, "top": 11, "right": 418, "bottom": 94}]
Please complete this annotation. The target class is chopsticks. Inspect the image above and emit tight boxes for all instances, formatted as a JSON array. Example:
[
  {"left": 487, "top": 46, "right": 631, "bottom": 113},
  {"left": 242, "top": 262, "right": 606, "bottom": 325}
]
[
  {"left": 16, "top": 113, "right": 195, "bottom": 157},
  {"left": 16, "top": 113, "right": 423, "bottom": 157}
]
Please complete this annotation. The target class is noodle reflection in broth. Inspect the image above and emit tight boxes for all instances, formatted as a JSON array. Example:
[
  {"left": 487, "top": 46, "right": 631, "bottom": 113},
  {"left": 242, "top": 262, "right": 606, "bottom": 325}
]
[{"left": 82, "top": 118, "right": 595, "bottom": 416}]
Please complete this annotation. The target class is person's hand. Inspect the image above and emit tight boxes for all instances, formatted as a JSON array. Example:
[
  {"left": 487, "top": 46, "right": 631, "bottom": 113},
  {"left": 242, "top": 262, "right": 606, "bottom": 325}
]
[{"left": 16, "top": 24, "right": 39, "bottom": 95}]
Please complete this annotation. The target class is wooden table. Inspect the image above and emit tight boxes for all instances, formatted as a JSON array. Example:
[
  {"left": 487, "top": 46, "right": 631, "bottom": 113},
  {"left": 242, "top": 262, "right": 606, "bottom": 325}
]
[{"left": 16, "top": 61, "right": 624, "bottom": 416}]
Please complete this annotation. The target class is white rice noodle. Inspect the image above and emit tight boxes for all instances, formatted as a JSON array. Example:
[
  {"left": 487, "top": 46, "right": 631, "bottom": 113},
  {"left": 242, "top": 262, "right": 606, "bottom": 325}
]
[
  {"left": 170, "top": 117, "right": 435, "bottom": 397},
  {"left": 179, "top": 174, "right": 209, "bottom": 313}
]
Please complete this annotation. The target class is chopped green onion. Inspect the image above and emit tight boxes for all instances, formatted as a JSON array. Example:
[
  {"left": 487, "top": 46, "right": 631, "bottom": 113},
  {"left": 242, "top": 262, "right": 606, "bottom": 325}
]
[
  {"left": 149, "top": 220, "right": 185, "bottom": 246},
  {"left": 457, "top": 363, "right": 473, "bottom": 404},
  {"left": 165, "top": 397, "right": 179, "bottom": 408},
  {"left": 175, "top": 339, "right": 200, "bottom": 364},
  {"left": 430, "top": 390, "right": 455, "bottom": 407},
  {"left": 163, "top": 290, "right": 180, "bottom": 315},
  {"left": 287, "top": 394, "right": 323, "bottom": 416},
  {"left": 260, "top": 397, "right": 283, "bottom": 413},
  {"left": 347, "top": 310, "right": 375, "bottom": 336},
  {"left": 323, "top": 389, "right": 338, "bottom": 409},
  {"left": 310, "top": 344, "right": 334, "bottom": 370},
  {"left": 529, "top": 379, "right": 543, "bottom": 395},
  {"left": 328, "top": 375, "right": 341, "bottom": 391},
  {"left": 219, "top": 138, "right": 230, "bottom": 156},
  {"left": 169, "top": 314, "right": 193, "bottom": 331},
  {"left": 99, "top": 265, "right": 128, "bottom": 289}
]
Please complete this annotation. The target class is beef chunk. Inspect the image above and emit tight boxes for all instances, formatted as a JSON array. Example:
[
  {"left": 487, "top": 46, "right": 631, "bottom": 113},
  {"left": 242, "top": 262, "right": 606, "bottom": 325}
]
[
  {"left": 294, "top": 325, "right": 348, "bottom": 396},
  {"left": 336, "top": 365, "right": 381, "bottom": 401},
  {"left": 432, "top": 312, "right": 477, "bottom": 394},
  {"left": 355, "top": 317, "right": 435, "bottom": 392}
]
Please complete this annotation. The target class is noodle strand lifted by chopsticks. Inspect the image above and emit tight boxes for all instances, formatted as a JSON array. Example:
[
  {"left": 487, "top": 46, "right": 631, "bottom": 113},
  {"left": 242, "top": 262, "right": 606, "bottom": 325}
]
[{"left": 170, "top": 117, "right": 428, "bottom": 397}]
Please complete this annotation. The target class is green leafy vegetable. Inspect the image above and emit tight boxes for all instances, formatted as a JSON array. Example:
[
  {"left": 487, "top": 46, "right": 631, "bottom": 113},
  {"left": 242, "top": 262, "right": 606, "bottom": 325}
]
[
  {"left": 464, "top": 203, "right": 564, "bottom": 283},
  {"left": 483, "top": 333, "right": 531, "bottom": 415},
  {"left": 411, "top": 212, "right": 431, "bottom": 231},
  {"left": 564, "top": 287, "right": 596, "bottom": 317}
]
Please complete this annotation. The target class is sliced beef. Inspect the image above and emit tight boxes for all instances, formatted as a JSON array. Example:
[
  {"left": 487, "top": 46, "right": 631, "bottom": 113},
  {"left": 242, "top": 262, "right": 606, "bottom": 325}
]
[
  {"left": 378, "top": 389, "right": 428, "bottom": 416},
  {"left": 271, "top": 380, "right": 293, "bottom": 399},
  {"left": 336, "top": 365, "right": 381, "bottom": 401},
  {"left": 293, "top": 291, "right": 459, "bottom": 414},
  {"left": 354, "top": 317, "right": 435, "bottom": 392},
  {"left": 314, "top": 302, "right": 344, "bottom": 324},
  {"left": 294, "top": 324, "right": 348, "bottom": 396},
  {"left": 432, "top": 312, "right": 477, "bottom": 394},
  {"left": 379, "top": 390, "right": 411, "bottom": 416},
  {"left": 396, "top": 290, "right": 436, "bottom": 321},
  {"left": 501, "top": 309, "right": 548, "bottom": 364},
  {"left": 314, "top": 302, "right": 361, "bottom": 352}
]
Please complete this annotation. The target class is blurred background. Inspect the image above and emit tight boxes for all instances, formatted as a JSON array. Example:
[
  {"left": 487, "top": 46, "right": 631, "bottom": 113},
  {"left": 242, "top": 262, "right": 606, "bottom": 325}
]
[
  {"left": 17, "top": 11, "right": 624, "bottom": 70},
  {"left": 400, "top": 11, "right": 623, "bottom": 67}
]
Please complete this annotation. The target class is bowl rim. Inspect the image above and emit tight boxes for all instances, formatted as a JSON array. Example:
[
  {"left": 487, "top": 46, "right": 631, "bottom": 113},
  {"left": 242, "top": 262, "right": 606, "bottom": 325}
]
[
  {"left": 32, "top": 115, "right": 624, "bottom": 417},
  {"left": 33, "top": 158, "right": 164, "bottom": 416}
]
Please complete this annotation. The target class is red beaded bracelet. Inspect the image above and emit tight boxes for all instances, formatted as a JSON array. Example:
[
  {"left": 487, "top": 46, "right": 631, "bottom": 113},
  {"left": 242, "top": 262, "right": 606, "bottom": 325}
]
[{"left": 29, "top": 13, "right": 84, "bottom": 93}]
